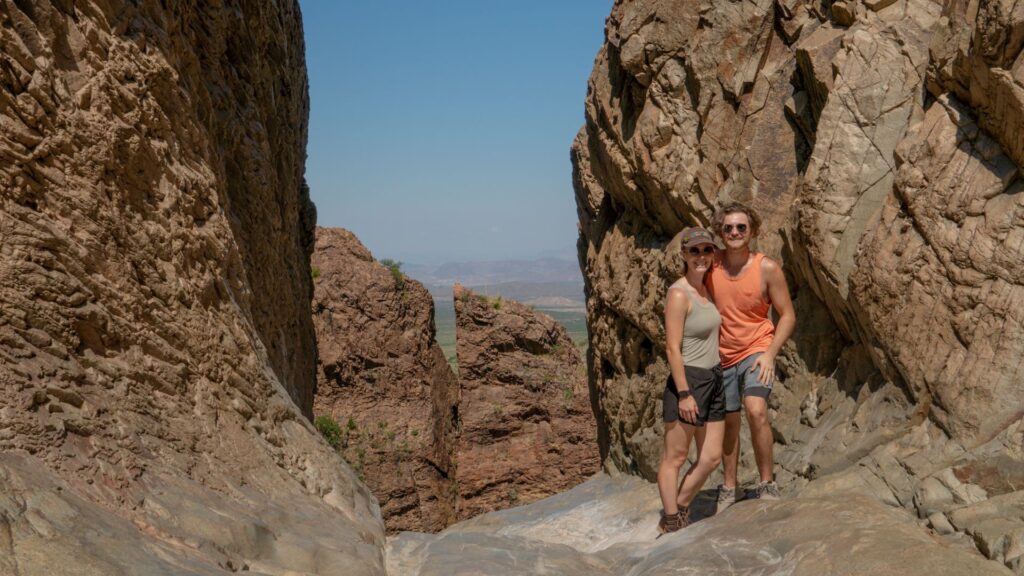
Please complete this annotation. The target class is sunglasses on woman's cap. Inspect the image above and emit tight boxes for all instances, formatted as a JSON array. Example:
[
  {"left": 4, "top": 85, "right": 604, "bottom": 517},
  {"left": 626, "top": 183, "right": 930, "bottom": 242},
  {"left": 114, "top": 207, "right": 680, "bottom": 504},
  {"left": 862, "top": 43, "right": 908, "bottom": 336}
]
[
  {"left": 723, "top": 223, "right": 748, "bottom": 234},
  {"left": 687, "top": 246, "right": 715, "bottom": 255}
]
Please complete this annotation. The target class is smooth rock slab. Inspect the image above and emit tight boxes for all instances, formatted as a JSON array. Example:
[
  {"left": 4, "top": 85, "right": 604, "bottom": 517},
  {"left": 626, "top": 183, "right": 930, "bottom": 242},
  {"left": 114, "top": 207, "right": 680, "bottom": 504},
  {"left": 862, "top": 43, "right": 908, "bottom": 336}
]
[{"left": 387, "top": 474, "right": 1010, "bottom": 575}]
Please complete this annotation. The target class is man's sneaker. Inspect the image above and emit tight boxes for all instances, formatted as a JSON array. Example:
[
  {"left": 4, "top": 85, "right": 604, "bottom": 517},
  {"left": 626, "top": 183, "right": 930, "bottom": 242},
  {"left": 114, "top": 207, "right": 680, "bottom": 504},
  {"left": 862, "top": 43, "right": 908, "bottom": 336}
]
[
  {"left": 715, "top": 484, "right": 736, "bottom": 513},
  {"left": 755, "top": 480, "right": 781, "bottom": 500}
]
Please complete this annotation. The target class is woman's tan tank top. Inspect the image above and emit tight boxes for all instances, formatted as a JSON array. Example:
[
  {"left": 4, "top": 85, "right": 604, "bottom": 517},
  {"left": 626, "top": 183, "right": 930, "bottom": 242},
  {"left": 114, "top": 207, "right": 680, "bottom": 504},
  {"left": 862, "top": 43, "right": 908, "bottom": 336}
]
[{"left": 670, "top": 280, "right": 722, "bottom": 369}]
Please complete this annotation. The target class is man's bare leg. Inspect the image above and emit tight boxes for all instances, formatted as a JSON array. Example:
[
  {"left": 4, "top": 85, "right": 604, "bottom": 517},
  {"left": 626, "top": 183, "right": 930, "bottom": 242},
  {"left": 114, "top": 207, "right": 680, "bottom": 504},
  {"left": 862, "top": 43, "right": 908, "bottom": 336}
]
[
  {"left": 722, "top": 411, "right": 741, "bottom": 488},
  {"left": 744, "top": 395, "right": 773, "bottom": 483}
]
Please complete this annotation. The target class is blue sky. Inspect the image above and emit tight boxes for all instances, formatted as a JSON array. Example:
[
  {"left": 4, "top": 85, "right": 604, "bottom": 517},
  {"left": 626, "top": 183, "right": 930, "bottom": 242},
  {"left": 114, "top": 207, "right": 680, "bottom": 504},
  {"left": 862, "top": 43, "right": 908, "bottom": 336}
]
[{"left": 301, "top": 1, "right": 611, "bottom": 264}]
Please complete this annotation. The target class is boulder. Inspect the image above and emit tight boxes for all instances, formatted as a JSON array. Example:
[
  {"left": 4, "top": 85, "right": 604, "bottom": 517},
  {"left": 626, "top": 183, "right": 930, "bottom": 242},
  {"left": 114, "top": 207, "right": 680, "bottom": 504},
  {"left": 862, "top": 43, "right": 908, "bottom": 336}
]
[
  {"left": 311, "top": 227, "right": 460, "bottom": 533},
  {"left": 453, "top": 284, "right": 599, "bottom": 520}
]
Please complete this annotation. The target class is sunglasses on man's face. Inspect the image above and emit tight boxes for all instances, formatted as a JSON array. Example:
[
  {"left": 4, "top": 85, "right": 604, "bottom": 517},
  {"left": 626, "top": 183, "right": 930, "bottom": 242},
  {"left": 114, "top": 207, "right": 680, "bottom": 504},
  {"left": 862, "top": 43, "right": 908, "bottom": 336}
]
[
  {"left": 687, "top": 246, "right": 715, "bottom": 256},
  {"left": 722, "top": 223, "right": 748, "bottom": 234}
]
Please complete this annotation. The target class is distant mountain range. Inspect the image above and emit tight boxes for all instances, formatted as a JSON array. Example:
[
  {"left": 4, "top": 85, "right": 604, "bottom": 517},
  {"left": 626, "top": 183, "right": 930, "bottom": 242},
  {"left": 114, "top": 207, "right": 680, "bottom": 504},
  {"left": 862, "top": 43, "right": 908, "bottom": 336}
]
[
  {"left": 404, "top": 257, "right": 582, "bottom": 286},
  {"left": 403, "top": 258, "right": 585, "bottom": 307}
]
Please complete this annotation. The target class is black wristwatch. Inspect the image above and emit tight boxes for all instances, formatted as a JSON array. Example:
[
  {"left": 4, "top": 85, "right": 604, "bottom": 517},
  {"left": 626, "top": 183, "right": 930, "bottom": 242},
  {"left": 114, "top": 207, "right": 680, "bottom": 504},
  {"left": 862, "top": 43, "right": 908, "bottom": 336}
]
[{"left": 677, "top": 389, "right": 691, "bottom": 399}]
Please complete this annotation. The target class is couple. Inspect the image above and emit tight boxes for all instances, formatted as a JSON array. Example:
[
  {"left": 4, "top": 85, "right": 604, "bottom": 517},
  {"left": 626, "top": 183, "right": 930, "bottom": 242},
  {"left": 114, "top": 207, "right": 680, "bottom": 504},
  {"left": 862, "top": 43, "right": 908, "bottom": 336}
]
[{"left": 657, "top": 202, "right": 796, "bottom": 533}]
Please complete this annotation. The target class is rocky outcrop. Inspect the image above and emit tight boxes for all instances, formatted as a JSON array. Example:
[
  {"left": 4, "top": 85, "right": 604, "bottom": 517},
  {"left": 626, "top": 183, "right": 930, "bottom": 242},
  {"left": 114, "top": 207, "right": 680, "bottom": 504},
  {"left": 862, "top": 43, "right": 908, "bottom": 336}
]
[
  {"left": 388, "top": 473, "right": 1011, "bottom": 575},
  {"left": 572, "top": 0, "right": 1024, "bottom": 571},
  {"left": 453, "top": 284, "right": 599, "bottom": 520},
  {"left": 0, "top": 2, "right": 384, "bottom": 574},
  {"left": 312, "top": 227, "right": 459, "bottom": 533}
]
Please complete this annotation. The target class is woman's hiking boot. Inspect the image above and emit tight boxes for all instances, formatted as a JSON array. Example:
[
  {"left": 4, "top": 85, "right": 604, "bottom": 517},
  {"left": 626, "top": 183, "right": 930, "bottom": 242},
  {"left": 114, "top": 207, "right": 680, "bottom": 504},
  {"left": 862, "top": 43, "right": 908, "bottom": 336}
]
[
  {"left": 657, "top": 507, "right": 690, "bottom": 534},
  {"left": 715, "top": 484, "right": 736, "bottom": 513}
]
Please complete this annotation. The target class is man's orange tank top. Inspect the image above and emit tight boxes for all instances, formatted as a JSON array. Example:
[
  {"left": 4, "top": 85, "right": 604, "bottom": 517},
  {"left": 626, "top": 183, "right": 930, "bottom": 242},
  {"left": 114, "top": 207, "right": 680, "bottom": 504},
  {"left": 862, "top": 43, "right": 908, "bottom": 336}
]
[{"left": 706, "top": 252, "right": 775, "bottom": 368}]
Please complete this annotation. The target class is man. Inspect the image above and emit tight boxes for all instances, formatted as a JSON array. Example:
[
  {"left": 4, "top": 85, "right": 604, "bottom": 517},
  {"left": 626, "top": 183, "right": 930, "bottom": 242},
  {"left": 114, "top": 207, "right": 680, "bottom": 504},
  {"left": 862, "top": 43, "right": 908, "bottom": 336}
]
[{"left": 705, "top": 202, "right": 795, "bottom": 508}]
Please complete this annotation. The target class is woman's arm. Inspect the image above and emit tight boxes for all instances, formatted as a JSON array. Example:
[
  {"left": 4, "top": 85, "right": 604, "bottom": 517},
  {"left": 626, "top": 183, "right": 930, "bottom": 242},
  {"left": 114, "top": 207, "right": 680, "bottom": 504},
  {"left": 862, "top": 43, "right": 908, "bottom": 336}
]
[{"left": 665, "top": 287, "right": 699, "bottom": 423}]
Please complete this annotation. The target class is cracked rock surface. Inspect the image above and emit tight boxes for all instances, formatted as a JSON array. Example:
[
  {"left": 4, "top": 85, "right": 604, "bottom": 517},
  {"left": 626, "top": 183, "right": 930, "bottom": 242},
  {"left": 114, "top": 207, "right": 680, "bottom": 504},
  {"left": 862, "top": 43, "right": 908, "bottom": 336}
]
[
  {"left": 0, "top": 2, "right": 384, "bottom": 574},
  {"left": 571, "top": 0, "right": 1024, "bottom": 572},
  {"left": 453, "top": 284, "right": 599, "bottom": 522},
  {"left": 312, "top": 227, "right": 460, "bottom": 534}
]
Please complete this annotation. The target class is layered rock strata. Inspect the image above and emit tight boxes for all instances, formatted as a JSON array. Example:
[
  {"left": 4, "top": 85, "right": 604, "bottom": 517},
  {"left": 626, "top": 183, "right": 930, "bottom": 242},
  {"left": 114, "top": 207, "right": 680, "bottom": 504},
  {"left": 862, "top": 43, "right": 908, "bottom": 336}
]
[
  {"left": 0, "top": 2, "right": 384, "bottom": 573},
  {"left": 572, "top": 0, "right": 1024, "bottom": 571},
  {"left": 453, "top": 284, "right": 599, "bottom": 520},
  {"left": 312, "top": 227, "right": 459, "bottom": 533}
]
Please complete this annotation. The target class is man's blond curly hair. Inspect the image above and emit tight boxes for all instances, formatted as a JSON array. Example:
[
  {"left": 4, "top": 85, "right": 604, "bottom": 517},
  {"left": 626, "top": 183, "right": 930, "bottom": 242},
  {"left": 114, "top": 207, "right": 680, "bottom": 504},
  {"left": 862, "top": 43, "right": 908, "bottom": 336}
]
[{"left": 712, "top": 201, "right": 762, "bottom": 238}]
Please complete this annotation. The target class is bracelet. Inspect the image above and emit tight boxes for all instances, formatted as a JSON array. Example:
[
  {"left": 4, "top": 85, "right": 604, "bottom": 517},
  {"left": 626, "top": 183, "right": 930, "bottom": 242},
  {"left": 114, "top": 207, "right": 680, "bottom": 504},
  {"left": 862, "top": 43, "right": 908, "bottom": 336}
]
[{"left": 677, "top": 389, "right": 691, "bottom": 399}]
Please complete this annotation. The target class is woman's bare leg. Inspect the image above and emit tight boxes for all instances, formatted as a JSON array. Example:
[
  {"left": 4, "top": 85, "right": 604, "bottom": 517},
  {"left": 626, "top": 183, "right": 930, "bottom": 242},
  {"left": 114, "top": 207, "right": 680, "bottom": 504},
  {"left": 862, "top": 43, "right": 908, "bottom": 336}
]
[
  {"left": 657, "top": 421, "right": 694, "bottom": 515},
  {"left": 676, "top": 420, "right": 726, "bottom": 507}
]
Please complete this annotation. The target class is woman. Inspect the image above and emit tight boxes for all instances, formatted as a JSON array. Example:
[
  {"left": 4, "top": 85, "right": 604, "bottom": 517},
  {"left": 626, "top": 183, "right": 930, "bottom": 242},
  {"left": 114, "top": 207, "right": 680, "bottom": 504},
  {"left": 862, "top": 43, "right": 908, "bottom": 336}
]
[{"left": 657, "top": 226, "right": 726, "bottom": 533}]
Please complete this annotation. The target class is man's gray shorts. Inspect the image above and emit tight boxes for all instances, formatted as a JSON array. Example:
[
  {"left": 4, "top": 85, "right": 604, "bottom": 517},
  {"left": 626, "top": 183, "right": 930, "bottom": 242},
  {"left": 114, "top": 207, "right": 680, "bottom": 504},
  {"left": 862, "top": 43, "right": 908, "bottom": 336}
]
[{"left": 722, "top": 352, "right": 772, "bottom": 413}]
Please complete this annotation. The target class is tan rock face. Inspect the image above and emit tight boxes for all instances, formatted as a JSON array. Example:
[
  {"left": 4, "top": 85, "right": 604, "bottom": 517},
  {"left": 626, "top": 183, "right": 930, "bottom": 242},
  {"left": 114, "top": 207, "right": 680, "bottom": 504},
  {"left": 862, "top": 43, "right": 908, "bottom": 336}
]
[
  {"left": 574, "top": 0, "right": 1024, "bottom": 571},
  {"left": 312, "top": 227, "right": 459, "bottom": 533},
  {"left": 0, "top": 2, "right": 383, "bottom": 574},
  {"left": 453, "top": 284, "right": 599, "bottom": 520}
]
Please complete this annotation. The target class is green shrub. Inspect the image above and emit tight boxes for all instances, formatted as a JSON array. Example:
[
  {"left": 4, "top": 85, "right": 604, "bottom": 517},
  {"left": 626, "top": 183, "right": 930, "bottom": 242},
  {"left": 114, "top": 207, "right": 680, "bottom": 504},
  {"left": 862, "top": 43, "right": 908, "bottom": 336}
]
[
  {"left": 346, "top": 417, "right": 358, "bottom": 431},
  {"left": 379, "top": 258, "right": 405, "bottom": 289},
  {"left": 315, "top": 415, "right": 342, "bottom": 449},
  {"left": 491, "top": 296, "right": 502, "bottom": 310},
  {"left": 563, "top": 388, "right": 574, "bottom": 403},
  {"left": 310, "top": 266, "right": 321, "bottom": 280}
]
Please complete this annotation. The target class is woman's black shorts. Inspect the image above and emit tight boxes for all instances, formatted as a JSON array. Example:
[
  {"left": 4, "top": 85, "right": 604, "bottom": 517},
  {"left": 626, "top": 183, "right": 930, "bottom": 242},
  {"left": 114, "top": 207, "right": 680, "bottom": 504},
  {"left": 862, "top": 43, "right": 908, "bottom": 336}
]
[{"left": 663, "top": 365, "right": 725, "bottom": 427}]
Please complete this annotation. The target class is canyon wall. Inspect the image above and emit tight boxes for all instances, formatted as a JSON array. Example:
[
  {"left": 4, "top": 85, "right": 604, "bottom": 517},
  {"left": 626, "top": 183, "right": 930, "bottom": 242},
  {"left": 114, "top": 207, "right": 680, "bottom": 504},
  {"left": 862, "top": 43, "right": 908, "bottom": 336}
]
[
  {"left": 0, "top": 2, "right": 384, "bottom": 574},
  {"left": 453, "top": 284, "right": 599, "bottom": 520},
  {"left": 573, "top": 0, "right": 1024, "bottom": 570},
  {"left": 312, "top": 227, "right": 459, "bottom": 533}
]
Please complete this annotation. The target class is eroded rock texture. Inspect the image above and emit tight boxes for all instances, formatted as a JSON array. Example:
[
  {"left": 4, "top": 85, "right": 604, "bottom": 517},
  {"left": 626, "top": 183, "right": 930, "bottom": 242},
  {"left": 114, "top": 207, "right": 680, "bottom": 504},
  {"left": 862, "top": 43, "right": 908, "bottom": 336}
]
[
  {"left": 388, "top": 473, "right": 1011, "bottom": 576},
  {"left": 0, "top": 2, "right": 384, "bottom": 574},
  {"left": 312, "top": 227, "right": 459, "bottom": 533},
  {"left": 453, "top": 284, "right": 599, "bottom": 521},
  {"left": 573, "top": 0, "right": 1024, "bottom": 571}
]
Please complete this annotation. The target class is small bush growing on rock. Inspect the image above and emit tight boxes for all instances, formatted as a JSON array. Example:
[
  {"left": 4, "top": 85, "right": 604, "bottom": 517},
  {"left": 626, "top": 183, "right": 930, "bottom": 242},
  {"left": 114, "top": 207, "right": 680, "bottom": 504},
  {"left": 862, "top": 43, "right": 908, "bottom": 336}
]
[
  {"left": 492, "top": 296, "right": 503, "bottom": 310},
  {"left": 379, "top": 258, "right": 405, "bottom": 289},
  {"left": 315, "top": 415, "right": 342, "bottom": 449},
  {"left": 346, "top": 417, "right": 358, "bottom": 431},
  {"left": 563, "top": 388, "right": 574, "bottom": 403},
  {"left": 310, "top": 266, "right": 321, "bottom": 280}
]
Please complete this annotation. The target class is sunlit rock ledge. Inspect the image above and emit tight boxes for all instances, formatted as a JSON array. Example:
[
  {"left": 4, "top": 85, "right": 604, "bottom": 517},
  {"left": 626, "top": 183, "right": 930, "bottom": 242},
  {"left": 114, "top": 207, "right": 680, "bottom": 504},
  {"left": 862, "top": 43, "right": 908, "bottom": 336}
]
[{"left": 386, "top": 474, "right": 1010, "bottom": 575}]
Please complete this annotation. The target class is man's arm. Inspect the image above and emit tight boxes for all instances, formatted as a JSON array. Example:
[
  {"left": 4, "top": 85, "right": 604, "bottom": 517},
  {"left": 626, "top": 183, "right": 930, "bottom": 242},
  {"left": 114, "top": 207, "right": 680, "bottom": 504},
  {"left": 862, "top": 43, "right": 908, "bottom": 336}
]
[{"left": 753, "top": 257, "right": 796, "bottom": 386}]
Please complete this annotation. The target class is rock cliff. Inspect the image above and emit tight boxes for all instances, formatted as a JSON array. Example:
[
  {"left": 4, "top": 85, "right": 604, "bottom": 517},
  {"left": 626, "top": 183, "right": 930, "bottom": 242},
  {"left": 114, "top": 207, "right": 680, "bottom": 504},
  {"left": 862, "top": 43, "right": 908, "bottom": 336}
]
[
  {"left": 572, "top": 0, "right": 1024, "bottom": 571},
  {"left": 453, "top": 284, "right": 599, "bottom": 520},
  {"left": 312, "top": 227, "right": 459, "bottom": 533},
  {"left": 0, "top": 2, "right": 384, "bottom": 574}
]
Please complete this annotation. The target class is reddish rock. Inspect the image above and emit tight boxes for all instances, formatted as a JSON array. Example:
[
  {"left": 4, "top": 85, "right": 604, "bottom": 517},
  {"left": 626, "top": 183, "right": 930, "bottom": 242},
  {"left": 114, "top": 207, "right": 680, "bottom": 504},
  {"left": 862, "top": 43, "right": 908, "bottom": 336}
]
[
  {"left": 453, "top": 284, "right": 599, "bottom": 520},
  {"left": 312, "top": 227, "right": 459, "bottom": 533}
]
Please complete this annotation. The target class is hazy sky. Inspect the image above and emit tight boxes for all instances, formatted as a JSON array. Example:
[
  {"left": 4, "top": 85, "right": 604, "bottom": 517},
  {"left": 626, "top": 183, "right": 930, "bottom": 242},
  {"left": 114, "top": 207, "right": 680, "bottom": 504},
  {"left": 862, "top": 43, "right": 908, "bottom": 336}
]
[{"left": 301, "top": 1, "right": 611, "bottom": 264}]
